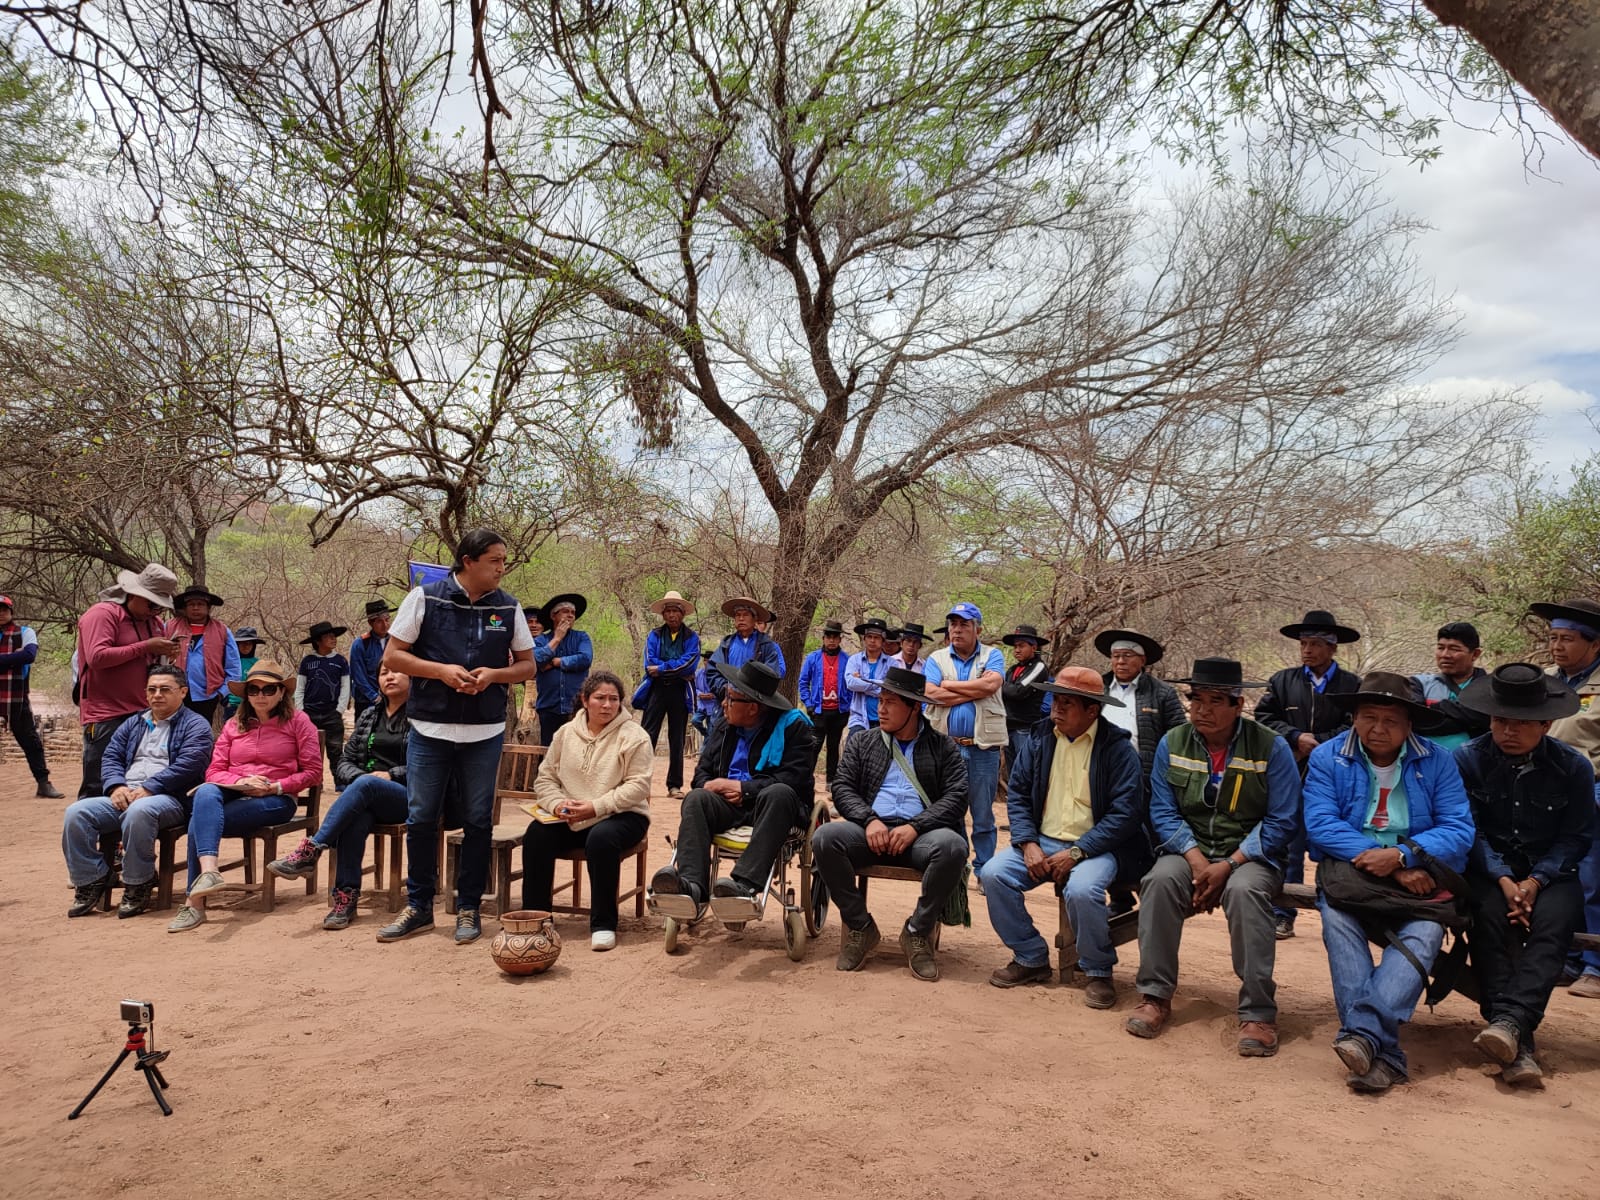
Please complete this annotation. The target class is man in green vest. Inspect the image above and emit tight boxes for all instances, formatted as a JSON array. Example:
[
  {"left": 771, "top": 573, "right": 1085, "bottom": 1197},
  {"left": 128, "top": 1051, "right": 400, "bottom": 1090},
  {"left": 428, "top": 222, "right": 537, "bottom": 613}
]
[{"left": 1125, "top": 657, "right": 1303, "bottom": 1057}]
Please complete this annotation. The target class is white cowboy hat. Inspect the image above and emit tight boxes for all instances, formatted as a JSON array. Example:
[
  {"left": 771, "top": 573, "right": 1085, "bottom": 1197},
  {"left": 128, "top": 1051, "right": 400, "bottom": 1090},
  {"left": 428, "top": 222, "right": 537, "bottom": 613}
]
[{"left": 649, "top": 590, "right": 696, "bottom": 616}]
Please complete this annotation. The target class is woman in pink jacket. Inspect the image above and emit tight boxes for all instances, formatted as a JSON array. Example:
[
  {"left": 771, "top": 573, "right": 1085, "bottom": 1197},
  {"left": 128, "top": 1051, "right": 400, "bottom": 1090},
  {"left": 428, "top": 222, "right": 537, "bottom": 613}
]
[{"left": 168, "top": 660, "right": 323, "bottom": 933}]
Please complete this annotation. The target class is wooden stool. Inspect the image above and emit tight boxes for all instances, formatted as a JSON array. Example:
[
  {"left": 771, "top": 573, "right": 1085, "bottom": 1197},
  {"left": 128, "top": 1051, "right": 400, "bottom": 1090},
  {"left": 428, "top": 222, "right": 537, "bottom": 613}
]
[
  {"left": 854, "top": 864, "right": 943, "bottom": 949},
  {"left": 552, "top": 839, "right": 649, "bottom": 918},
  {"left": 367, "top": 823, "right": 406, "bottom": 911},
  {"left": 444, "top": 821, "right": 526, "bottom": 917}
]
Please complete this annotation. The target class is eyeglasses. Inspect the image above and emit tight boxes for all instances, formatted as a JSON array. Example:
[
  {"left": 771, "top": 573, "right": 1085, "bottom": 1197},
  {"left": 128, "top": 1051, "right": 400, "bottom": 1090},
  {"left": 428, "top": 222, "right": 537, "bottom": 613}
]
[
  {"left": 145, "top": 685, "right": 181, "bottom": 695},
  {"left": 246, "top": 683, "right": 283, "bottom": 697},
  {"left": 724, "top": 695, "right": 759, "bottom": 707}
]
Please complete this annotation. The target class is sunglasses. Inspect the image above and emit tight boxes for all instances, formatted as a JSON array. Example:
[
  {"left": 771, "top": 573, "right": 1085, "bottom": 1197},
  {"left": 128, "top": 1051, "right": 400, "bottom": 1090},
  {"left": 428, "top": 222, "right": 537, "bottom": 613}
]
[{"left": 246, "top": 683, "right": 284, "bottom": 697}]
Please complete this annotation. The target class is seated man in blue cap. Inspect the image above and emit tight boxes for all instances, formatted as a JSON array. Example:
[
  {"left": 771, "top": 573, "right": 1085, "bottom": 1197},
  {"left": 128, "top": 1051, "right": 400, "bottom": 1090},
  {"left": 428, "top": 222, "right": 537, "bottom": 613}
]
[{"left": 651, "top": 661, "right": 815, "bottom": 913}]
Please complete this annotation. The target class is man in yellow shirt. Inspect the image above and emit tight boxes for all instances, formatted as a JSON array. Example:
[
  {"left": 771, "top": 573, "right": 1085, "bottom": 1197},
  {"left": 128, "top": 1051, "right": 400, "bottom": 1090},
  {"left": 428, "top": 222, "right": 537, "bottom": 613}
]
[{"left": 979, "top": 666, "right": 1148, "bottom": 1008}]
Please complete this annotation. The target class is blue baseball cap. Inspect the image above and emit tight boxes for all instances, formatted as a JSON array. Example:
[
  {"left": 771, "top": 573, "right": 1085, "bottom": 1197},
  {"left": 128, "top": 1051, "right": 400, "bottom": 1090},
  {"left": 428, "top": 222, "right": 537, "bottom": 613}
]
[{"left": 946, "top": 602, "right": 982, "bottom": 624}]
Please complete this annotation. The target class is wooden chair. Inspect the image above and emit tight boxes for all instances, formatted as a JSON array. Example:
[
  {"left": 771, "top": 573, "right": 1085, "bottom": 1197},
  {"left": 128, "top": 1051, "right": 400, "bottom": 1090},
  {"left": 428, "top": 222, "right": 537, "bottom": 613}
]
[
  {"left": 854, "top": 864, "right": 943, "bottom": 949},
  {"left": 551, "top": 839, "right": 649, "bottom": 919},
  {"left": 444, "top": 743, "right": 544, "bottom": 917},
  {"left": 155, "top": 782, "right": 324, "bottom": 911}
]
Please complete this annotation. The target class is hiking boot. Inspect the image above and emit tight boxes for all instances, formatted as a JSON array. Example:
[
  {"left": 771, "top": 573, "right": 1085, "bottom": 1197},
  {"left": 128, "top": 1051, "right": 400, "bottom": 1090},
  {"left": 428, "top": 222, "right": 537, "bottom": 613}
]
[
  {"left": 989, "top": 959, "right": 1052, "bottom": 989},
  {"left": 711, "top": 876, "right": 757, "bottom": 901},
  {"left": 68, "top": 876, "right": 110, "bottom": 918},
  {"left": 1274, "top": 916, "right": 1296, "bottom": 940},
  {"left": 899, "top": 923, "right": 939, "bottom": 982},
  {"left": 1083, "top": 977, "right": 1117, "bottom": 1010},
  {"left": 167, "top": 904, "right": 206, "bottom": 933},
  {"left": 1238, "top": 1020, "right": 1279, "bottom": 1057},
  {"left": 1125, "top": 995, "right": 1172, "bottom": 1039},
  {"left": 1334, "top": 1034, "right": 1375, "bottom": 1077},
  {"left": 454, "top": 908, "right": 482, "bottom": 944},
  {"left": 651, "top": 864, "right": 704, "bottom": 904},
  {"left": 268, "top": 837, "right": 322, "bottom": 880},
  {"left": 188, "top": 869, "right": 227, "bottom": 898},
  {"left": 35, "top": 779, "right": 63, "bottom": 799},
  {"left": 376, "top": 905, "right": 434, "bottom": 942},
  {"left": 323, "top": 887, "right": 358, "bottom": 930},
  {"left": 835, "top": 920, "right": 882, "bottom": 971},
  {"left": 1473, "top": 1018, "right": 1521, "bottom": 1065},
  {"left": 1501, "top": 1049, "right": 1545, "bottom": 1088},
  {"left": 1349, "top": 1059, "right": 1404, "bottom": 1093},
  {"left": 1568, "top": 972, "right": 1600, "bottom": 1000},
  {"left": 117, "top": 882, "right": 154, "bottom": 919}
]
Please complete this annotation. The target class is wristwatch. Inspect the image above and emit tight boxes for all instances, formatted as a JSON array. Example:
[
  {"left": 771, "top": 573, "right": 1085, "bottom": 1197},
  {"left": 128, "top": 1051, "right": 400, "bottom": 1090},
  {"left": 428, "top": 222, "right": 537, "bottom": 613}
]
[{"left": 1066, "top": 845, "right": 1085, "bottom": 864}]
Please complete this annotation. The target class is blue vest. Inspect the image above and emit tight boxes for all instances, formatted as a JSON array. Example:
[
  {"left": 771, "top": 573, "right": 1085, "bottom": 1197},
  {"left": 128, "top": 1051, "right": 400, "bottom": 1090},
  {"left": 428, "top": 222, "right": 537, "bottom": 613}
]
[{"left": 407, "top": 578, "right": 521, "bottom": 726}]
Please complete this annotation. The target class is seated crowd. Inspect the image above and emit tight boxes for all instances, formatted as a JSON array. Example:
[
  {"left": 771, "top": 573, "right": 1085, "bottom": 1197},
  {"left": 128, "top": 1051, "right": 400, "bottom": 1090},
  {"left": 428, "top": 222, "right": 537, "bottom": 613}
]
[{"left": 39, "top": 533, "right": 1600, "bottom": 1096}]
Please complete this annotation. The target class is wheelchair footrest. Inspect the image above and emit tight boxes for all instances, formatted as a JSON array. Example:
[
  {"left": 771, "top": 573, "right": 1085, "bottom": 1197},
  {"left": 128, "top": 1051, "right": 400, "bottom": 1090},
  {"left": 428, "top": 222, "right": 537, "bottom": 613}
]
[{"left": 709, "top": 895, "right": 763, "bottom": 924}]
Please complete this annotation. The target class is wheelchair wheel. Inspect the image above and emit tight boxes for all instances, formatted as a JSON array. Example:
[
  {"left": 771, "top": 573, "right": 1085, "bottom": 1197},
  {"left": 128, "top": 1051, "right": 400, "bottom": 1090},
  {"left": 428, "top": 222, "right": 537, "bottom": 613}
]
[
  {"left": 784, "top": 907, "right": 808, "bottom": 962},
  {"left": 663, "top": 916, "right": 680, "bottom": 953},
  {"left": 804, "top": 866, "right": 830, "bottom": 937}
]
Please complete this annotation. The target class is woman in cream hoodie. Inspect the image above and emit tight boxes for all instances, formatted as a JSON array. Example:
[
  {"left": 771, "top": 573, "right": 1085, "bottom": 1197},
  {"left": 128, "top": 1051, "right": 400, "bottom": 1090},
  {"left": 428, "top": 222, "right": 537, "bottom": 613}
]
[{"left": 522, "top": 670, "right": 653, "bottom": 949}]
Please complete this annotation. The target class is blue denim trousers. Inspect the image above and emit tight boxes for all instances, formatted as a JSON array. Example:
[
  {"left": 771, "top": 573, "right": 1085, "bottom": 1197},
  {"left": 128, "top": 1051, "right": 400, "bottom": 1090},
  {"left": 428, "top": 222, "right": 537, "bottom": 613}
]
[
  {"left": 62, "top": 793, "right": 187, "bottom": 886},
  {"left": 187, "top": 784, "right": 298, "bottom": 888},
  {"left": 962, "top": 744, "right": 1000, "bottom": 872},
  {"left": 1570, "top": 782, "right": 1600, "bottom": 978},
  {"left": 404, "top": 729, "right": 502, "bottom": 911},
  {"left": 979, "top": 837, "right": 1119, "bottom": 973},
  {"left": 1319, "top": 896, "right": 1444, "bottom": 1075},
  {"left": 316, "top": 774, "right": 409, "bottom": 892}
]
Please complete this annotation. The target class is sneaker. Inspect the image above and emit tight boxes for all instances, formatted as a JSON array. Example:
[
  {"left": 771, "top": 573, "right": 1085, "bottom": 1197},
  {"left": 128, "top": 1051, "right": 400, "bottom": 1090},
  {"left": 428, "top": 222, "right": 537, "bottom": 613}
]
[
  {"left": 187, "top": 869, "right": 227, "bottom": 898},
  {"left": 1125, "top": 995, "right": 1172, "bottom": 1039},
  {"left": 1083, "top": 977, "right": 1117, "bottom": 1010},
  {"left": 591, "top": 930, "right": 618, "bottom": 951},
  {"left": 268, "top": 837, "right": 323, "bottom": 879},
  {"left": 68, "top": 876, "right": 110, "bottom": 918},
  {"left": 989, "top": 959, "right": 1052, "bottom": 988},
  {"left": 667, "top": 787, "right": 684, "bottom": 800},
  {"left": 1501, "top": 1048, "right": 1545, "bottom": 1088},
  {"left": 454, "top": 908, "right": 482, "bottom": 944},
  {"left": 1474, "top": 1018, "right": 1521, "bottom": 1065},
  {"left": 117, "top": 882, "right": 154, "bottom": 919},
  {"left": 899, "top": 923, "right": 939, "bottom": 982},
  {"left": 1334, "top": 1034, "right": 1375, "bottom": 1077},
  {"left": 323, "top": 887, "right": 358, "bottom": 930},
  {"left": 1238, "top": 1020, "right": 1279, "bottom": 1057},
  {"left": 167, "top": 904, "right": 206, "bottom": 933},
  {"left": 35, "top": 779, "right": 64, "bottom": 799},
  {"left": 376, "top": 905, "right": 435, "bottom": 942},
  {"left": 836, "top": 920, "right": 881, "bottom": 971},
  {"left": 1348, "top": 1059, "right": 1405, "bottom": 1093},
  {"left": 711, "top": 876, "right": 757, "bottom": 901},
  {"left": 1569, "top": 972, "right": 1600, "bottom": 999},
  {"left": 1273, "top": 916, "right": 1296, "bottom": 940}
]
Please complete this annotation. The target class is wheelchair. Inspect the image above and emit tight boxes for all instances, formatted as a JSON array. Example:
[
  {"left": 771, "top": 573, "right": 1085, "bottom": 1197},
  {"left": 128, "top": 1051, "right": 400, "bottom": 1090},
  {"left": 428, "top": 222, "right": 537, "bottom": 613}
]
[{"left": 648, "top": 798, "right": 831, "bottom": 960}]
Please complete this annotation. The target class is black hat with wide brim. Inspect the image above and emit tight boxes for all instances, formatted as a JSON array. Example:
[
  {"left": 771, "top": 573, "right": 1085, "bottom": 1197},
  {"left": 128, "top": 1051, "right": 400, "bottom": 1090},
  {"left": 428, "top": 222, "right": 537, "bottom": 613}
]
[
  {"left": 877, "top": 666, "right": 930, "bottom": 705},
  {"left": 854, "top": 617, "right": 892, "bottom": 638},
  {"left": 174, "top": 585, "right": 225, "bottom": 608},
  {"left": 542, "top": 593, "right": 588, "bottom": 621},
  {"left": 300, "top": 620, "right": 349, "bottom": 645},
  {"left": 1093, "top": 628, "right": 1164, "bottom": 664},
  {"left": 1458, "top": 663, "right": 1581, "bottom": 722},
  {"left": 891, "top": 621, "right": 932, "bottom": 643},
  {"left": 1279, "top": 609, "right": 1361, "bottom": 643},
  {"left": 1328, "top": 671, "right": 1438, "bottom": 726},
  {"left": 1170, "top": 657, "right": 1267, "bottom": 689},
  {"left": 364, "top": 598, "right": 395, "bottom": 619},
  {"left": 1001, "top": 623, "right": 1046, "bottom": 647},
  {"left": 1527, "top": 597, "right": 1600, "bottom": 631},
  {"left": 820, "top": 620, "right": 845, "bottom": 636},
  {"left": 712, "top": 660, "right": 792, "bottom": 710}
]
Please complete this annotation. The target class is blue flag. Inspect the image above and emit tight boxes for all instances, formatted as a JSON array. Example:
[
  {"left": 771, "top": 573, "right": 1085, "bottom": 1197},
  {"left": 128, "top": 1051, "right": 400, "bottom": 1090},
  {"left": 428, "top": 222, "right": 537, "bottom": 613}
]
[{"left": 407, "top": 561, "right": 451, "bottom": 588}]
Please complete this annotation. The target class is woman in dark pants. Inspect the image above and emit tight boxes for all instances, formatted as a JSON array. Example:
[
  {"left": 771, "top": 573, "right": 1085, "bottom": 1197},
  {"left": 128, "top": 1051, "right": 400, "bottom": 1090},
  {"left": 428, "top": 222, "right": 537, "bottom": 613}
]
[{"left": 522, "top": 671, "right": 653, "bottom": 951}]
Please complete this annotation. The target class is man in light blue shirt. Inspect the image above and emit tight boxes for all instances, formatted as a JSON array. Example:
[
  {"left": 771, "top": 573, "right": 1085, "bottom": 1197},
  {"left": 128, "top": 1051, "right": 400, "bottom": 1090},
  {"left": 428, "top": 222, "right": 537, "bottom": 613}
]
[
  {"left": 923, "top": 602, "right": 1007, "bottom": 876},
  {"left": 845, "top": 617, "right": 893, "bottom": 730}
]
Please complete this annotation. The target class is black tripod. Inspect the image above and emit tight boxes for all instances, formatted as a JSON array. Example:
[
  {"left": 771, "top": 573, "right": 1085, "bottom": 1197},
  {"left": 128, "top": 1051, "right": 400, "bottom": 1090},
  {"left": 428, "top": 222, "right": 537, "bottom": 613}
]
[{"left": 68, "top": 1022, "right": 174, "bottom": 1119}]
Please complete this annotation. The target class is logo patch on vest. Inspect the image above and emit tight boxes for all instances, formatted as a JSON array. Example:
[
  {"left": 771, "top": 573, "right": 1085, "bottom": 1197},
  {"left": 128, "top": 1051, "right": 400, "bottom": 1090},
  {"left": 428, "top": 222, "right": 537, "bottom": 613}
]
[{"left": 487, "top": 614, "right": 505, "bottom": 630}]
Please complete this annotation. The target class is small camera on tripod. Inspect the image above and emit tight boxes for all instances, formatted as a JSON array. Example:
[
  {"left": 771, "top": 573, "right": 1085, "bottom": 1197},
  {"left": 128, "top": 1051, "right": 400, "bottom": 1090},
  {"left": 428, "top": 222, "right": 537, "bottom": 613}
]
[
  {"left": 120, "top": 1000, "right": 154, "bottom": 1026},
  {"left": 69, "top": 1000, "right": 172, "bottom": 1120}
]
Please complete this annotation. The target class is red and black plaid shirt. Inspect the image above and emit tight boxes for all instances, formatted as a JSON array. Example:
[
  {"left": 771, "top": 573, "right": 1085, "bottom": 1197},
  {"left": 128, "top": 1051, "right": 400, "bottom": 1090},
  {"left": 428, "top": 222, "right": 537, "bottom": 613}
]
[{"left": 0, "top": 622, "right": 31, "bottom": 707}]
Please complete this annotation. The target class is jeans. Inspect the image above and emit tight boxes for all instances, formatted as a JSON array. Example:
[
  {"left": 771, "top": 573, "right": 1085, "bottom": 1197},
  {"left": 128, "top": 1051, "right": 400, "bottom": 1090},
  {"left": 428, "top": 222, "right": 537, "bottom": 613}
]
[
  {"left": 1571, "top": 781, "right": 1600, "bottom": 978},
  {"left": 1001, "top": 728, "right": 1030, "bottom": 788},
  {"left": 521, "top": 811, "right": 651, "bottom": 932},
  {"left": 641, "top": 683, "right": 691, "bottom": 790},
  {"left": 673, "top": 784, "right": 807, "bottom": 897},
  {"left": 809, "top": 710, "right": 850, "bottom": 785},
  {"left": 316, "top": 774, "right": 409, "bottom": 892},
  {"left": 1135, "top": 852, "right": 1283, "bottom": 1022},
  {"left": 1469, "top": 872, "right": 1584, "bottom": 1038},
  {"left": 1273, "top": 827, "right": 1308, "bottom": 924},
  {"left": 4, "top": 699, "right": 51, "bottom": 782},
  {"left": 980, "top": 837, "right": 1119, "bottom": 974},
  {"left": 186, "top": 784, "right": 298, "bottom": 888},
  {"left": 1319, "top": 898, "right": 1444, "bottom": 1075},
  {"left": 960, "top": 744, "right": 1000, "bottom": 873},
  {"left": 62, "top": 793, "right": 187, "bottom": 886},
  {"left": 79, "top": 714, "right": 139, "bottom": 799},
  {"left": 404, "top": 729, "right": 502, "bottom": 911},
  {"left": 812, "top": 821, "right": 967, "bottom": 938}
]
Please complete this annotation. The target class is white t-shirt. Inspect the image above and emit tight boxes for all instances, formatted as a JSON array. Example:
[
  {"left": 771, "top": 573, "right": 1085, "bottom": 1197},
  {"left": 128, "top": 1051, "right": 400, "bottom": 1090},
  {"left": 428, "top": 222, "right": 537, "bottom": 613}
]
[
  {"left": 391, "top": 583, "right": 535, "bottom": 743},
  {"left": 1104, "top": 675, "right": 1140, "bottom": 744}
]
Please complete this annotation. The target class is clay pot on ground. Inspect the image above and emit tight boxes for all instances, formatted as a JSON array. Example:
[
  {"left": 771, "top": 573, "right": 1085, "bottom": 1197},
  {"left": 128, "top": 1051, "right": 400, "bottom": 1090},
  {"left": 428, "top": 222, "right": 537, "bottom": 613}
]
[{"left": 489, "top": 909, "right": 563, "bottom": 976}]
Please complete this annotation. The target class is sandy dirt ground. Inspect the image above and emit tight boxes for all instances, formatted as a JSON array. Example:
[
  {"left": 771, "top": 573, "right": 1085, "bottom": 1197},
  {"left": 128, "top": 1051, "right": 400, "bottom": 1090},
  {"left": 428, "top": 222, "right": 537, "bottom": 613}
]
[{"left": 3, "top": 751, "right": 1597, "bottom": 1200}]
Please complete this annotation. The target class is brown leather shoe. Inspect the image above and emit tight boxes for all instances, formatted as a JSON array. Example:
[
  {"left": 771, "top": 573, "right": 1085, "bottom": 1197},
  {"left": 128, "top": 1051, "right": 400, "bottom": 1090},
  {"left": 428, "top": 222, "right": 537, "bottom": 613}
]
[
  {"left": 1569, "top": 973, "right": 1600, "bottom": 999},
  {"left": 1083, "top": 977, "right": 1117, "bottom": 1009},
  {"left": 1124, "top": 995, "right": 1171, "bottom": 1038},
  {"left": 988, "top": 959, "right": 1052, "bottom": 988},
  {"left": 1238, "top": 1020, "right": 1279, "bottom": 1057}
]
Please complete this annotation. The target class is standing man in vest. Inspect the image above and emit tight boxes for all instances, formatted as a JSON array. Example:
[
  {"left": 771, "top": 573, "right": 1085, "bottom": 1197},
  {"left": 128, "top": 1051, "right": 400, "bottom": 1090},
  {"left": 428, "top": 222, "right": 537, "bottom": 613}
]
[
  {"left": 706, "top": 597, "right": 785, "bottom": 699},
  {"left": 533, "top": 593, "right": 593, "bottom": 746},
  {"left": 1126, "top": 657, "right": 1302, "bottom": 1057},
  {"left": 165, "top": 585, "right": 241, "bottom": 724},
  {"left": 350, "top": 599, "right": 394, "bottom": 722},
  {"left": 798, "top": 619, "right": 851, "bottom": 787},
  {"left": 1255, "top": 608, "right": 1362, "bottom": 939},
  {"left": 923, "top": 602, "right": 1008, "bottom": 880},
  {"left": 844, "top": 617, "right": 893, "bottom": 732},
  {"left": 76, "top": 563, "right": 181, "bottom": 798},
  {"left": 0, "top": 594, "right": 62, "bottom": 797},
  {"left": 999, "top": 623, "right": 1052, "bottom": 788},
  {"left": 1527, "top": 597, "right": 1600, "bottom": 1000},
  {"left": 378, "top": 529, "right": 537, "bottom": 945}
]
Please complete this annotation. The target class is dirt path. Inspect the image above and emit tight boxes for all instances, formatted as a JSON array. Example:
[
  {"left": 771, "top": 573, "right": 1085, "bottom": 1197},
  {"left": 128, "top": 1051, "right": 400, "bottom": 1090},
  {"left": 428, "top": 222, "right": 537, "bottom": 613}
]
[{"left": 3, "top": 756, "right": 1594, "bottom": 1199}]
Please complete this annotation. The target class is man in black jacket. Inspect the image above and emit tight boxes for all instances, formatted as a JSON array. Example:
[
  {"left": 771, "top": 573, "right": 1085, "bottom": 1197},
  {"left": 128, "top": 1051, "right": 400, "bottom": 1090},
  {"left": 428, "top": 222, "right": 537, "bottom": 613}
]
[
  {"left": 1254, "top": 608, "right": 1362, "bottom": 938},
  {"left": 651, "top": 661, "right": 815, "bottom": 912},
  {"left": 999, "top": 623, "right": 1052, "bottom": 786},
  {"left": 813, "top": 667, "right": 969, "bottom": 981}
]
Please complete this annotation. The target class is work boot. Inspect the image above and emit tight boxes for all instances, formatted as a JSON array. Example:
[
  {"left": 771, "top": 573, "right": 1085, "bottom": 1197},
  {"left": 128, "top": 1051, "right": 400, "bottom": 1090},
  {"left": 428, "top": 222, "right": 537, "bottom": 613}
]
[
  {"left": 1333, "top": 1034, "right": 1375, "bottom": 1077},
  {"left": 1501, "top": 1048, "right": 1545, "bottom": 1088},
  {"left": 1473, "top": 1018, "right": 1521, "bottom": 1065},
  {"left": 1568, "top": 973, "right": 1600, "bottom": 999},
  {"left": 899, "top": 923, "right": 939, "bottom": 982},
  {"left": 268, "top": 837, "right": 323, "bottom": 879},
  {"left": 1083, "top": 977, "right": 1117, "bottom": 1010},
  {"left": 1274, "top": 915, "right": 1296, "bottom": 940},
  {"left": 651, "top": 864, "right": 704, "bottom": 904},
  {"left": 323, "top": 887, "right": 358, "bottom": 930},
  {"left": 711, "top": 876, "right": 757, "bottom": 901},
  {"left": 1125, "top": 995, "right": 1172, "bottom": 1039},
  {"left": 68, "top": 876, "right": 110, "bottom": 918},
  {"left": 376, "top": 905, "right": 434, "bottom": 942},
  {"left": 835, "top": 920, "right": 881, "bottom": 971},
  {"left": 35, "top": 779, "right": 63, "bottom": 799},
  {"left": 117, "top": 882, "right": 154, "bottom": 919},
  {"left": 1238, "top": 1020, "right": 1279, "bottom": 1057},
  {"left": 989, "top": 960, "right": 1052, "bottom": 989},
  {"left": 1349, "top": 1060, "right": 1405, "bottom": 1093}
]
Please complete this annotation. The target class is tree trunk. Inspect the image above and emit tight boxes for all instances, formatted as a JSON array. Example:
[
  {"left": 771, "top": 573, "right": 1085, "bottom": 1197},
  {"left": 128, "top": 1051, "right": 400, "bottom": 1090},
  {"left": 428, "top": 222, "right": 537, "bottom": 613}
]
[
  {"left": 767, "top": 512, "right": 823, "bottom": 702},
  {"left": 1425, "top": 0, "right": 1600, "bottom": 158}
]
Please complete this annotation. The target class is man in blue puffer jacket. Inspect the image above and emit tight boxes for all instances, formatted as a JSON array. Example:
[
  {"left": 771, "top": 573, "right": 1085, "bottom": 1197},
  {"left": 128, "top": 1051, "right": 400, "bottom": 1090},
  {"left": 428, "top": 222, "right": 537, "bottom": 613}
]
[{"left": 1303, "top": 672, "right": 1474, "bottom": 1093}]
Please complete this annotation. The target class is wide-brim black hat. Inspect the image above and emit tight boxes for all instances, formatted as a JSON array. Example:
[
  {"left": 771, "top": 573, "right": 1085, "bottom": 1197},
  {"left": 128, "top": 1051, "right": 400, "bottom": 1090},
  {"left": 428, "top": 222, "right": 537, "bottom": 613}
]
[
  {"left": 1279, "top": 609, "right": 1361, "bottom": 643},
  {"left": 854, "top": 617, "right": 891, "bottom": 638},
  {"left": 1170, "top": 657, "right": 1267, "bottom": 689},
  {"left": 1031, "top": 665, "right": 1125, "bottom": 707},
  {"left": 877, "top": 666, "right": 929, "bottom": 705},
  {"left": 1459, "top": 663, "right": 1581, "bottom": 722},
  {"left": 820, "top": 620, "right": 844, "bottom": 636},
  {"left": 1001, "top": 623, "right": 1045, "bottom": 647},
  {"left": 522, "top": 604, "right": 548, "bottom": 625},
  {"left": 300, "top": 620, "right": 348, "bottom": 645},
  {"left": 1528, "top": 598, "right": 1600, "bottom": 632},
  {"left": 1093, "top": 628, "right": 1164, "bottom": 664},
  {"left": 233, "top": 626, "right": 261, "bottom": 644},
  {"left": 542, "top": 593, "right": 588, "bottom": 621},
  {"left": 174, "top": 585, "right": 225, "bottom": 608},
  {"left": 364, "top": 599, "right": 395, "bottom": 619},
  {"left": 712, "top": 660, "right": 792, "bottom": 710},
  {"left": 892, "top": 621, "right": 931, "bottom": 643},
  {"left": 1329, "top": 671, "right": 1437, "bottom": 725}
]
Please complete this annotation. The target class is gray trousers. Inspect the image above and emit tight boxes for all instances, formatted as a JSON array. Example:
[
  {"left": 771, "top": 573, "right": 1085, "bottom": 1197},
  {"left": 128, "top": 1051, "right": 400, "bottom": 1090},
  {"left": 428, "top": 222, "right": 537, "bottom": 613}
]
[
  {"left": 1134, "top": 852, "right": 1283, "bottom": 1023},
  {"left": 812, "top": 821, "right": 967, "bottom": 938}
]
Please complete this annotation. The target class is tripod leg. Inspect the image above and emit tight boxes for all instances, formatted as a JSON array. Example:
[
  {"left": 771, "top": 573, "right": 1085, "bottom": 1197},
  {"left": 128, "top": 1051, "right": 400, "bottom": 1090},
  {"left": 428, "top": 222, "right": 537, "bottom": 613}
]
[
  {"left": 141, "top": 1063, "right": 173, "bottom": 1117},
  {"left": 68, "top": 1048, "right": 132, "bottom": 1120},
  {"left": 149, "top": 1065, "right": 170, "bottom": 1090}
]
